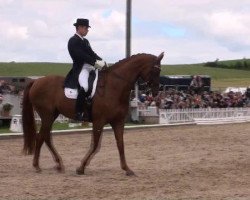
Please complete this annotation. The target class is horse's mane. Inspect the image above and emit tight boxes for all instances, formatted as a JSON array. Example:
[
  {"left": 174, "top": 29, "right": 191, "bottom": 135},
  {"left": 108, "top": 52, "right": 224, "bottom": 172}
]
[{"left": 109, "top": 53, "right": 155, "bottom": 70}]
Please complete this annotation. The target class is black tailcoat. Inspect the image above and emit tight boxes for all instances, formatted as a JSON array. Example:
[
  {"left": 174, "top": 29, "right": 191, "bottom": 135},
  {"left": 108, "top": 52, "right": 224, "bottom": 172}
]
[{"left": 64, "top": 34, "right": 101, "bottom": 89}]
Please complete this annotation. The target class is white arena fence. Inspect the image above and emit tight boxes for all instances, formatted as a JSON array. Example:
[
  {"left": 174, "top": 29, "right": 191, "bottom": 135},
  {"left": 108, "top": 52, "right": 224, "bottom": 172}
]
[
  {"left": 32, "top": 107, "right": 250, "bottom": 125},
  {"left": 131, "top": 102, "right": 250, "bottom": 125},
  {"left": 30, "top": 107, "right": 250, "bottom": 125},
  {"left": 159, "top": 107, "right": 250, "bottom": 125},
  {"left": 9, "top": 107, "right": 250, "bottom": 133},
  {"left": 138, "top": 105, "right": 159, "bottom": 116}
]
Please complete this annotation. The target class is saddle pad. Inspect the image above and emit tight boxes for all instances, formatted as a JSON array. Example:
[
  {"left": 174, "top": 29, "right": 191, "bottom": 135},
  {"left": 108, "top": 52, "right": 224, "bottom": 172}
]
[
  {"left": 64, "top": 88, "right": 78, "bottom": 99},
  {"left": 64, "top": 69, "right": 99, "bottom": 99}
]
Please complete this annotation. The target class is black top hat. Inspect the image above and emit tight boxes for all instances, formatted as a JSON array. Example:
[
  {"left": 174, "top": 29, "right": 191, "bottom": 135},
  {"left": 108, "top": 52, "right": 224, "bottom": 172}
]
[{"left": 73, "top": 18, "right": 91, "bottom": 27}]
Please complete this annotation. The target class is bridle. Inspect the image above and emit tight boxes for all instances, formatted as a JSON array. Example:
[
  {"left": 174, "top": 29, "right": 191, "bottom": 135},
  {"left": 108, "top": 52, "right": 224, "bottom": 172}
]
[
  {"left": 143, "top": 64, "right": 161, "bottom": 91},
  {"left": 153, "top": 64, "right": 161, "bottom": 71}
]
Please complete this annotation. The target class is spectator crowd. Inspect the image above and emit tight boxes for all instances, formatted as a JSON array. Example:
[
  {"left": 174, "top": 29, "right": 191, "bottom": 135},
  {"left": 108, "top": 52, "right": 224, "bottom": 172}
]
[
  {"left": 134, "top": 76, "right": 250, "bottom": 109},
  {"left": 131, "top": 75, "right": 250, "bottom": 109},
  {"left": 136, "top": 89, "right": 250, "bottom": 109}
]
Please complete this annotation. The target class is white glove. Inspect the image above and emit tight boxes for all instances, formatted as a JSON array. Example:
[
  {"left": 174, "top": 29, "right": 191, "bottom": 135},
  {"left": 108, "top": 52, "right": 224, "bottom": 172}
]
[{"left": 94, "top": 60, "right": 106, "bottom": 69}]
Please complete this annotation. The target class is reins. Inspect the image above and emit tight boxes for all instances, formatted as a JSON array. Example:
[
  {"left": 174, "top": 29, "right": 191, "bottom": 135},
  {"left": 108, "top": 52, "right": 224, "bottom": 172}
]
[
  {"left": 110, "top": 71, "right": 134, "bottom": 85},
  {"left": 108, "top": 64, "right": 161, "bottom": 86}
]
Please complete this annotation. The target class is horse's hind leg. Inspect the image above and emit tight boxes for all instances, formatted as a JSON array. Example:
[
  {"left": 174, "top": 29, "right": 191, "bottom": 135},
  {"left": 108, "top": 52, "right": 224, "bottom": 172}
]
[
  {"left": 44, "top": 113, "right": 64, "bottom": 172},
  {"left": 33, "top": 113, "right": 63, "bottom": 172},
  {"left": 111, "top": 121, "right": 135, "bottom": 176},
  {"left": 33, "top": 118, "right": 51, "bottom": 172},
  {"left": 76, "top": 121, "right": 104, "bottom": 175}
]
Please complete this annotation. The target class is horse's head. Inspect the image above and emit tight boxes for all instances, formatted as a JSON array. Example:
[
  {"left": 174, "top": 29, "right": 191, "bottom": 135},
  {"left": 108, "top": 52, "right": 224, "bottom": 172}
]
[{"left": 140, "top": 52, "right": 164, "bottom": 97}]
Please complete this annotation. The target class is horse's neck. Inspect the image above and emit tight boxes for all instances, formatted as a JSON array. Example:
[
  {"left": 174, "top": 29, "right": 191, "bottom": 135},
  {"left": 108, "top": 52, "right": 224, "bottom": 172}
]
[{"left": 112, "top": 58, "right": 143, "bottom": 85}]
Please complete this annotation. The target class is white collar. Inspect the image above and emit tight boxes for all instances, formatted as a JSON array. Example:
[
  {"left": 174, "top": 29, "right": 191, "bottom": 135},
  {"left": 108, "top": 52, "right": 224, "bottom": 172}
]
[{"left": 75, "top": 33, "right": 84, "bottom": 40}]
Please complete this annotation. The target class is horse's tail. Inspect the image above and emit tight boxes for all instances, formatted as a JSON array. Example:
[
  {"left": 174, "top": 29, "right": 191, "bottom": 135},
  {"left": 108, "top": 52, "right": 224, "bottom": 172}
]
[{"left": 22, "top": 81, "right": 36, "bottom": 155}]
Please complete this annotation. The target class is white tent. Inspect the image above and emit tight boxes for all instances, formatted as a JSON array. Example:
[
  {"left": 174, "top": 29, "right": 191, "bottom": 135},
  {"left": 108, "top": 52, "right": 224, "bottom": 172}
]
[{"left": 224, "top": 87, "right": 247, "bottom": 94}]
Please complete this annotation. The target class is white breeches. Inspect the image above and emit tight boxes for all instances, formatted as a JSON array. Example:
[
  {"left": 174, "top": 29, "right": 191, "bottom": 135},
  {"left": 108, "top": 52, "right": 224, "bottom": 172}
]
[{"left": 78, "top": 63, "right": 95, "bottom": 92}]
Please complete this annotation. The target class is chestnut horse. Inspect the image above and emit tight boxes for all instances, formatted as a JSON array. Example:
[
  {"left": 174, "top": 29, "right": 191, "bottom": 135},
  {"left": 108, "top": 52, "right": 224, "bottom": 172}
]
[{"left": 22, "top": 52, "right": 164, "bottom": 176}]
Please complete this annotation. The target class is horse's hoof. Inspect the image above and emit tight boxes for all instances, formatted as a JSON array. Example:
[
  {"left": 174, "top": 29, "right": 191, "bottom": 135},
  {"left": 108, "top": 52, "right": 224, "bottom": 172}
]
[
  {"left": 55, "top": 164, "right": 65, "bottom": 173},
  {"left": 126, "top": 170, "right": 135, "bottom": 176},
  {"left": 33, "top": 163, "right": 42, "bottom": 173},
  {"left": 34, "top": 167, "right": 42, "bottom": 173},
  {"left": 76, "top": 167, "right": 85, "bottom": 175}
]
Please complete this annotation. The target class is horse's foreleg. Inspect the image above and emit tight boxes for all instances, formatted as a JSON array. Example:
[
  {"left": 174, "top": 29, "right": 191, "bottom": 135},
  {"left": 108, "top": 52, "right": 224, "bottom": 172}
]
[
  {"left": 111, "top": 121, "right": 135, "bottom": 176},
  {"left": 76, "top": 123, "right": 104, "bottom": 175}
]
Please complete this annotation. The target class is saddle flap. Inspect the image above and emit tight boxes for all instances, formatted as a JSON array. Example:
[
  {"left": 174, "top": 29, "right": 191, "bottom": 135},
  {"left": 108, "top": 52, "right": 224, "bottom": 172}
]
[{"left": 64, "top": 69, "right": 98, "bottom": 99}]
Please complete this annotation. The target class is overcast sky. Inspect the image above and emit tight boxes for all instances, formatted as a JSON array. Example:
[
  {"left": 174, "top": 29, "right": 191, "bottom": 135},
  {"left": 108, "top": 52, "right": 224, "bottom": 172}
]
[{"left": 0, "top": 0, "right": 250, "bottom": 64}]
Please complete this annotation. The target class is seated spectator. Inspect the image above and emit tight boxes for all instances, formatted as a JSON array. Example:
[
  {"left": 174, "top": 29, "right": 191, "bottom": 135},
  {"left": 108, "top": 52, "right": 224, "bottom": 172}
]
[
  {"left": 139, "top": 93, "right": 146, "bottom": 103},
  {"left": 145, "top": 92, "right": 154, "bottom": 106},
  {"left": 164, "top": 98, "right": 173, "bottom": 109},
  {"left": 0, "top": 95, "right": 3, "bottom": 113},
  {"left": 0, "top": 80, "right": 4, "bottom": 94},
  {"left": 0, "top": 80, "right": 12, "bottom": 94},
  {"left": 245, "top": 87, "right": 250, "bottom": 99},
  {"left": 190, "top": 75, "right": 203, "bottom": 94}
]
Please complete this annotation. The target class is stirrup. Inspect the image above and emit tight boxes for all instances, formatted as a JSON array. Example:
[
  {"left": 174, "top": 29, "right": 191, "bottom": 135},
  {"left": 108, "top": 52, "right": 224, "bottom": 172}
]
[
  {"left": 75, "top": 112, "right": 89, "bottom": 122},
  {"left": 75, "top": 112, "right": 84, "bottom": 121}
]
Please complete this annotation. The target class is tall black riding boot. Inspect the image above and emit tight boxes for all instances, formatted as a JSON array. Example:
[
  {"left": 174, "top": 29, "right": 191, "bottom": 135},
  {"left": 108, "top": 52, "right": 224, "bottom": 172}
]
[{"left": 75, "top": 88, "right": 88, "bottom": 121}]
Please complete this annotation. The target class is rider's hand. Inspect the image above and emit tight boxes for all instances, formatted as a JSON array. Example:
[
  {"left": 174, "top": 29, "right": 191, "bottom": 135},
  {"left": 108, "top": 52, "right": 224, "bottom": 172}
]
[{"left": 94, "top": 60, "right": 106, "bottom": 69}]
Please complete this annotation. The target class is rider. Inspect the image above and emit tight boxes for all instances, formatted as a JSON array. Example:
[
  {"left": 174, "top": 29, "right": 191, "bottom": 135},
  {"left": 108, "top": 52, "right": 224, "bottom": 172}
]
[{"left": 64, "top": 18, "right": 106, "bottom": 121}]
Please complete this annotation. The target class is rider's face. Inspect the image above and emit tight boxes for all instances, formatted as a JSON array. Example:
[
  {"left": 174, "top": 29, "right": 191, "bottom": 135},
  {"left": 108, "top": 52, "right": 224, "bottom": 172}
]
[{"left": 77, "top": 25, "right": 89, "bottom": 37}]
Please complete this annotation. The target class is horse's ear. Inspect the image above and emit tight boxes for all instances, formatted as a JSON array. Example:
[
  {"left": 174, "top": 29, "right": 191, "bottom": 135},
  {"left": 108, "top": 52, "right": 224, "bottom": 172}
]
[{"left": 157, "top": 52, "right": 164, "bottom": 62}]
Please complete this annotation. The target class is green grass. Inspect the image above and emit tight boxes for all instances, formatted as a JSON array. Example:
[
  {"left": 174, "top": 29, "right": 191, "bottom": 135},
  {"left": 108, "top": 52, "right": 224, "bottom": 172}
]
[
  {"left": 161, "top": 64, "right": 250, "bottom": 89},
  {"left": 1, "top": 59, "right": 250, "bottom": 89},
  {"left": 0, "top": 127, "right": 11, "bottom": 133},
  {"left": 0, "top": 122, "right": 91, "bottom": 134},
  {"left": 162, "top": 64, "right": 250, "bottom": 79},
  {"left": 0, "top": 62, "right": 70, "bottom": 76}
]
